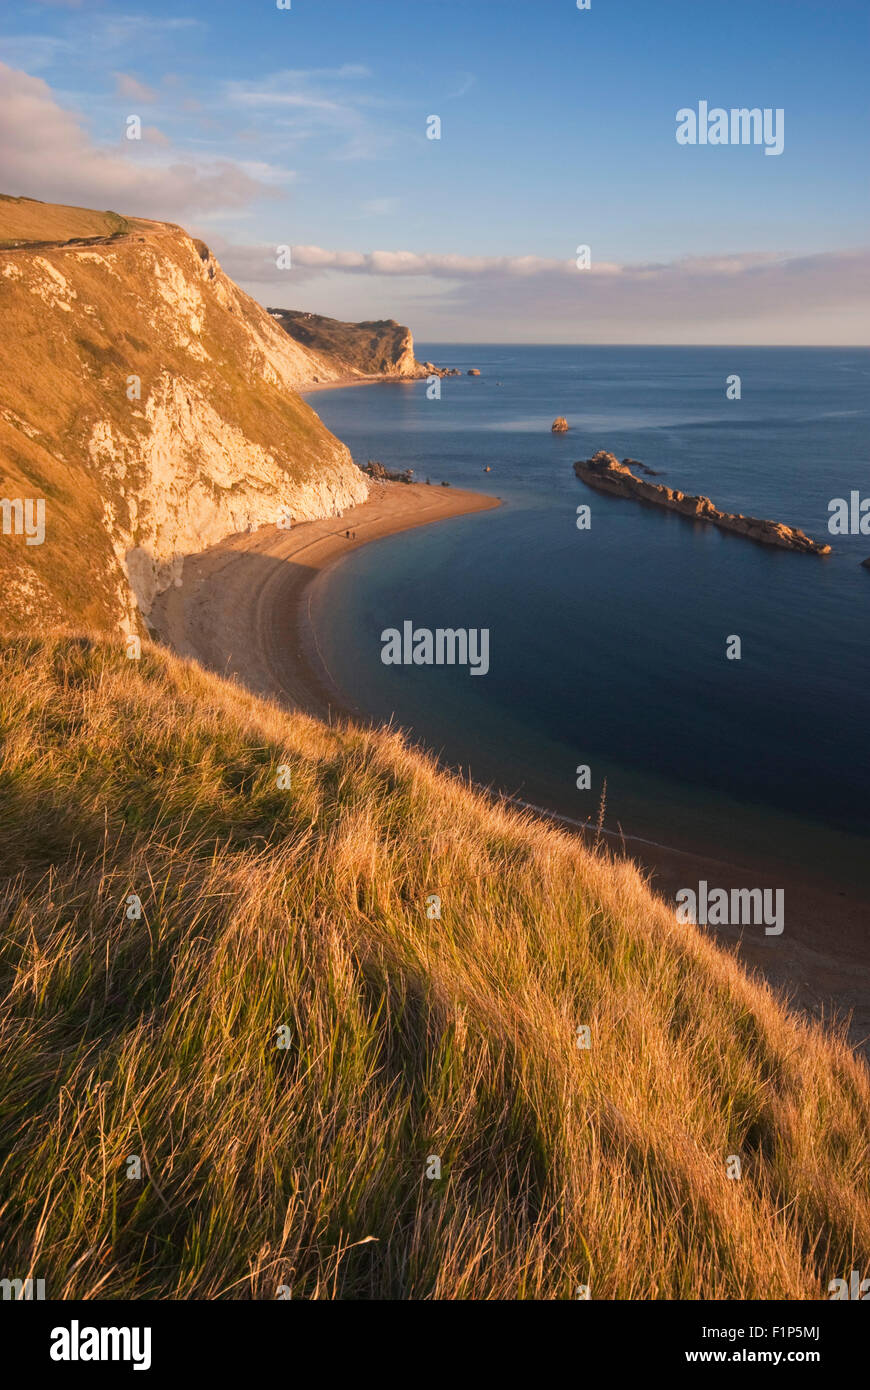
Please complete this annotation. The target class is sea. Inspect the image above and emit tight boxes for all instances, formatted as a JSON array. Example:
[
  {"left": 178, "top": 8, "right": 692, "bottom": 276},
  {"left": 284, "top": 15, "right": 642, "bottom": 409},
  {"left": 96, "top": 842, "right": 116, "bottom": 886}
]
[{"left": 304, "top": 346, "right": 870, "bottom": 894}]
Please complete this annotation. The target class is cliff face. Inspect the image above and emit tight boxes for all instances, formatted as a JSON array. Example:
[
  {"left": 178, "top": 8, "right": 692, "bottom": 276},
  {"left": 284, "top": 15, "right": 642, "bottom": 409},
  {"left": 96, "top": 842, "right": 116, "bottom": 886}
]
[
  {"left": 575, "top": 452, "right": 831, "bottom": 555},
  {"left": 268, "top": 308, "right": 427, "bottom": 381},
  {"left": 0, "top": 199, "right": 368, "bottom": 634}
]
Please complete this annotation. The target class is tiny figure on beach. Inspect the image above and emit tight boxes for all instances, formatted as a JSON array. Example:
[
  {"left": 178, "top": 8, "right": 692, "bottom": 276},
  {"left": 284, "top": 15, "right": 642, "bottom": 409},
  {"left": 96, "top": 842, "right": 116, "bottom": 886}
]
[{"left": 345, "top": 530, "right": 350, "bottom": 538}]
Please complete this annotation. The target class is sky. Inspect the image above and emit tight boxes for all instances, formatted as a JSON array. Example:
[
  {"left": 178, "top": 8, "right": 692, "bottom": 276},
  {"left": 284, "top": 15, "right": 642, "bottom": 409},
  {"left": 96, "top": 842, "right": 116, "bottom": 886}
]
[{"left": 0, "top": 0, "right": 868, "bottom": 343}]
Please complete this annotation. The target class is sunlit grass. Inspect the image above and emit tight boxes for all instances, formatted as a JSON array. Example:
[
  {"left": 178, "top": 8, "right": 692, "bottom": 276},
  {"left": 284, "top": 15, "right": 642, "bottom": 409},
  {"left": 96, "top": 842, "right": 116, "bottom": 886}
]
[{"left": 0, "top": 633, "right": 867, "bottom": 1299}]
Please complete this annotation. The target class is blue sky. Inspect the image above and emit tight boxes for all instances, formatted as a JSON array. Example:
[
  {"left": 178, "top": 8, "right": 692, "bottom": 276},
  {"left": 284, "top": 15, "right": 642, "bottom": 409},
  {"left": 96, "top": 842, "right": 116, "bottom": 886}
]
[{"left": 1, "top": 0, "right": 868, "bottom": 341}]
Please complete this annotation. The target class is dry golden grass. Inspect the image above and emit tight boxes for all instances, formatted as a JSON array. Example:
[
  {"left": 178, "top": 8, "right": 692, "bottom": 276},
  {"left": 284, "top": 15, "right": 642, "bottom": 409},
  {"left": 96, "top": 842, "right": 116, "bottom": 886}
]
[
  {"left": 0, "top": 195, "right": 132, "bottom": 246},
  {"left": 0, "top": 632, "right": 868, "bottom": 1299}
]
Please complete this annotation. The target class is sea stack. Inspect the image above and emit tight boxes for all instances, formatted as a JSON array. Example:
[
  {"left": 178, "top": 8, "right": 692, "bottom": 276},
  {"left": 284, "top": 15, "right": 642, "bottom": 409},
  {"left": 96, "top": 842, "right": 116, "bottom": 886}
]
[
  {"left": 468, "top": 368, "right": 481, "bottom": 376},
  {"left": 552, "top": 417, "right": 569, "bottom": 433}
]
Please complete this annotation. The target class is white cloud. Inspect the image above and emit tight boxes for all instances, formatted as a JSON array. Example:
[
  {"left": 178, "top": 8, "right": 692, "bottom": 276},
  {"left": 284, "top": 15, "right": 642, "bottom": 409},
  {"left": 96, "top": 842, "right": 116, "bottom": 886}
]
[
  {"left": 0, "top": 35, "right": 76, "bottom": 72},
  {"left": 114, "top": 72, "right": 158, "bottom": 104},
  {"left": 217, "top": 240, "right": 870, "bottom": 345},
  {"left": 225, "top": 243, "right": 621, "bottom": 281},
  {"left": 446, "top": 72, "right": 476, "bottom": 100},
  {"left": 223, "top": 67, "right": 391, "bottom": 161},
  {"left": 0, "top": 62, "right": 276, "bottom": 217},
  {"left": 230, "top": 65, "right": 372, "bottom": 94}
]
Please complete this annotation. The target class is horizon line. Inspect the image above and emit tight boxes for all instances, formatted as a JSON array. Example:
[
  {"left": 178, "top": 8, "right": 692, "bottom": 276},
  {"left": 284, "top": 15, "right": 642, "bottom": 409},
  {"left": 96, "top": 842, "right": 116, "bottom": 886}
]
[{"left": 411, "top": 341, "right": 870, "bottom": 349}]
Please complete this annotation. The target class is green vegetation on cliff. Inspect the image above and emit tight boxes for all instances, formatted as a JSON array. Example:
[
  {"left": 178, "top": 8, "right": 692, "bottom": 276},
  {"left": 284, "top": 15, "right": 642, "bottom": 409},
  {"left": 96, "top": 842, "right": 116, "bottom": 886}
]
[{"left": 269, "top": 307, "right": 423, "bottom": 379}]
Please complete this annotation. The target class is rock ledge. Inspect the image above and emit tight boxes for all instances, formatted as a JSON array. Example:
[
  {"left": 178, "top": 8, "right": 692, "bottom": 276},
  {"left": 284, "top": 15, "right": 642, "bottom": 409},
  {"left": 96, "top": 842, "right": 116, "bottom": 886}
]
[{"left": 574, "top": 451, "right": 831, "bottom": 555}]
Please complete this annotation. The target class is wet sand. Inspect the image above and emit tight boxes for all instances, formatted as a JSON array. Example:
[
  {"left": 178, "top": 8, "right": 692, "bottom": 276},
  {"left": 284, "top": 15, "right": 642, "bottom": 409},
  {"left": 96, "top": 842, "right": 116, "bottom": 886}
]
[{"left": 151, "top": 478, "right": 870, "bottom": 1055}]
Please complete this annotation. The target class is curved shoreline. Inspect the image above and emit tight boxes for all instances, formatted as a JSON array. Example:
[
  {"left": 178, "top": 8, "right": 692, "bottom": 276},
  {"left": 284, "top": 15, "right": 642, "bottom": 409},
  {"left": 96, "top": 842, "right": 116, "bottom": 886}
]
[
  {"left": 150, "top": 480, "right": 500, "bottom": 722},
  {"left": 150, "top": 479, "right": 870, "bottom": 1053}
]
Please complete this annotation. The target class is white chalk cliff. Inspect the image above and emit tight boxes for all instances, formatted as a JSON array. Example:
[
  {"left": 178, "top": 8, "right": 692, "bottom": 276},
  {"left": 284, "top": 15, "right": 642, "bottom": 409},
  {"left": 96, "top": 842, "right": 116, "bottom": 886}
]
[{"left": 0, "top": 200, "right": 368, "bottom": 634}]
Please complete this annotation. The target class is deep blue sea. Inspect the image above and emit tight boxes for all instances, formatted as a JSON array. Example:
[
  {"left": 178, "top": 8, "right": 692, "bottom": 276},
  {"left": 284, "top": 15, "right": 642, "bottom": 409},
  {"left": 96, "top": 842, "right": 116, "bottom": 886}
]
[{"left": 305, "top": 347, "right": 870, "bottom": 892}]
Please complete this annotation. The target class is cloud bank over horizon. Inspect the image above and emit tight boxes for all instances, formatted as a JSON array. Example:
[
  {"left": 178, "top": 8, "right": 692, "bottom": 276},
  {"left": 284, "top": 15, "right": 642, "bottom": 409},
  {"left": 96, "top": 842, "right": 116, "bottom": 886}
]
[
  {"left": 218, "top": 240, "right": 869, "bottom": 346},
  {"left": 0, "top": 48, "right": 866, "bottom": 345}
]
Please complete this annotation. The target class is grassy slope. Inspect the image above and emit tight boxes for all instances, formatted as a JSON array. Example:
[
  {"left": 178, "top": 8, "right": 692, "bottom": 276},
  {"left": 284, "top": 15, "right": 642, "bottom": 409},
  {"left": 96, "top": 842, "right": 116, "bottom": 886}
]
[
  {"left": 0, "top": 195, "right": 132, "bottom": 247},
  {"left": 0, "top": 633, "right": 868, "bottom": 1300}
]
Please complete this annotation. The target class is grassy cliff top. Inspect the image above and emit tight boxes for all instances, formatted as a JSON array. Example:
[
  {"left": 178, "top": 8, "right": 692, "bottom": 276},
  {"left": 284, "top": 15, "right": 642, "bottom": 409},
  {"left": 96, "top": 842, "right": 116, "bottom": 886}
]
[
  {"left": 0, "top": 195, "right": 136, "bottom": 247},
  {"left": 0, "top": 633, "right": 867, "bottom": 1299}
]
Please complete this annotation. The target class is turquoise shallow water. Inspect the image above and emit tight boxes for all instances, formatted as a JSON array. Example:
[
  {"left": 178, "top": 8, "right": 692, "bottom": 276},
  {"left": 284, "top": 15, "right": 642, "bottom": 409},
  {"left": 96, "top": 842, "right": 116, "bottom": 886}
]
[{"left": 304, "top": 346, "right": 870, "bottom": 893}]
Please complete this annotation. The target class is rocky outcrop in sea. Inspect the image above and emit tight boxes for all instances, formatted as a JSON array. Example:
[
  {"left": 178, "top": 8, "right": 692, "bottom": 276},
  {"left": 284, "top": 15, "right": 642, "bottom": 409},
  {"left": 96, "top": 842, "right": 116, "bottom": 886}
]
[{"left": 574, "top": 452, "right": 831, "bottom": 555}]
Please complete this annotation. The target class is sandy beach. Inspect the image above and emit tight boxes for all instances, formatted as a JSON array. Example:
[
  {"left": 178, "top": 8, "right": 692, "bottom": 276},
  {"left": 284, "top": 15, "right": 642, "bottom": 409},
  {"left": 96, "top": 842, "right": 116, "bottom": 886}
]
[
  {"left": 151, "top": 476, "right": 870, "bottom": 1053},
  {"left": 301, "top": 372, "right": 432, "bottom": 395},
  {"left": 150, "top": 480, "right": 500, "bottom": 720}
]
